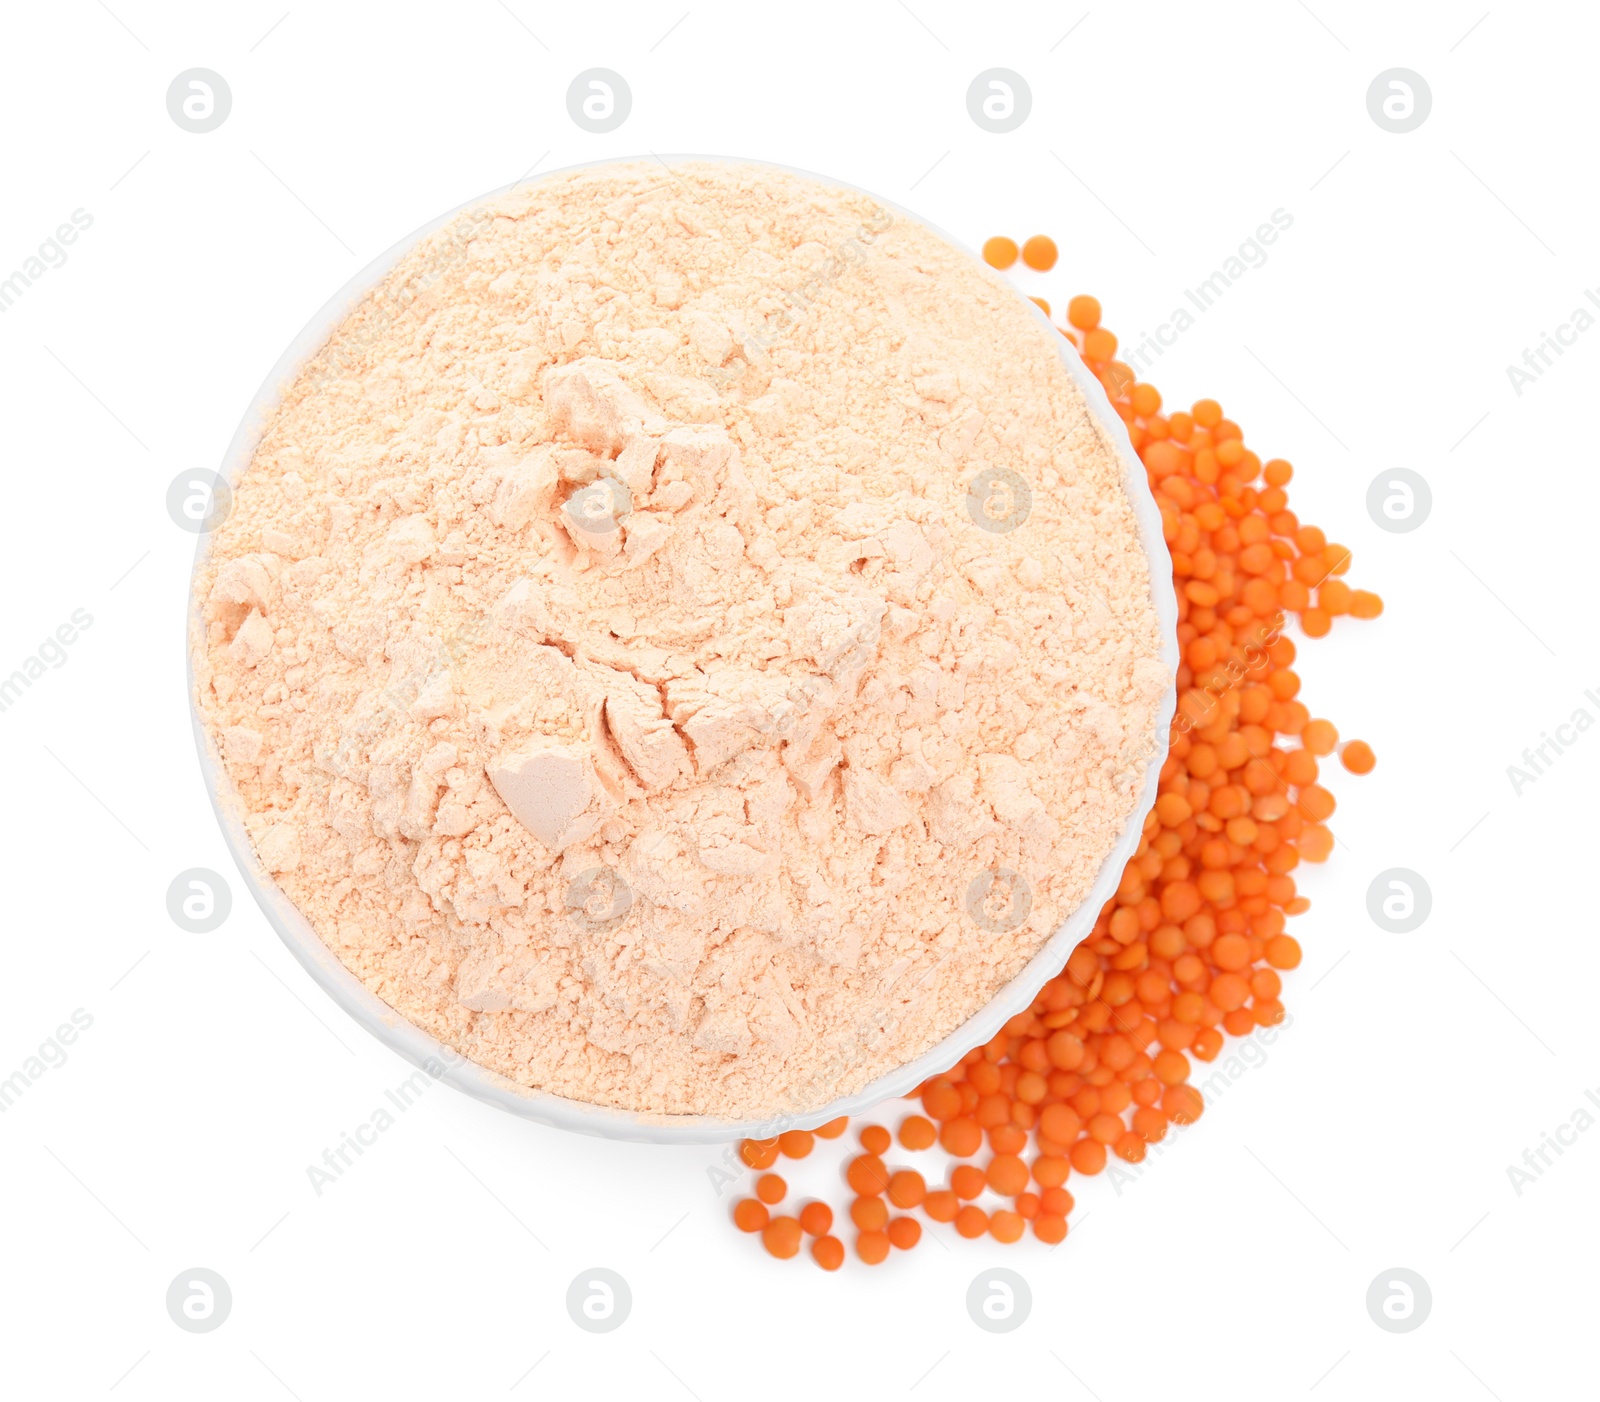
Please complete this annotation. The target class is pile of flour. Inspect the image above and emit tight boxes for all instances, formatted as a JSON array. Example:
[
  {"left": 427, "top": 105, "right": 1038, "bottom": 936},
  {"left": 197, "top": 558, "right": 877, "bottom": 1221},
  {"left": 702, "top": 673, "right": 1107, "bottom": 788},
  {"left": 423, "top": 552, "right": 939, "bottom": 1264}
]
[{"left": 193, "top": 160, "right": 1166, "bottom": 1118}]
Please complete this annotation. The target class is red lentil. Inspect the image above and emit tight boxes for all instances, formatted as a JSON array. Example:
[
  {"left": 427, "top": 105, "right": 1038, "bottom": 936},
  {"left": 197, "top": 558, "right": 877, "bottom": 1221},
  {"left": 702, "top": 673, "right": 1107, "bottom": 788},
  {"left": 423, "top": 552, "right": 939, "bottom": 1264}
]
[
  {"left": 729, "top": 261, "right": 1380, "bottom": 1268},
  {"left": 1021, "top": 234, "right": 1059, "bottom": 271}
]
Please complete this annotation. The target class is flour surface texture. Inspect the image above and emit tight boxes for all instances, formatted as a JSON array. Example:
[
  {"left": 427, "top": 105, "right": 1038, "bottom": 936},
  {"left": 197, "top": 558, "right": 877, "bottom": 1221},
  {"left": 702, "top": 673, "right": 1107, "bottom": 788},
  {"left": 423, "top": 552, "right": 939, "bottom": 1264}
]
[{"left": 194, "top": 161, "right": 1166, "bottom": 1118}]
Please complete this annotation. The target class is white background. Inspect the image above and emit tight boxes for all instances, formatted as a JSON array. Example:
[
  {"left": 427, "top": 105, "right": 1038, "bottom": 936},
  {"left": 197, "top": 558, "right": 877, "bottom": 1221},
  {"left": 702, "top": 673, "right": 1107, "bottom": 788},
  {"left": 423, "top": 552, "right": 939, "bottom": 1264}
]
[{"left": 1, "top": 2, "right": 1594, "bottom": 1398}]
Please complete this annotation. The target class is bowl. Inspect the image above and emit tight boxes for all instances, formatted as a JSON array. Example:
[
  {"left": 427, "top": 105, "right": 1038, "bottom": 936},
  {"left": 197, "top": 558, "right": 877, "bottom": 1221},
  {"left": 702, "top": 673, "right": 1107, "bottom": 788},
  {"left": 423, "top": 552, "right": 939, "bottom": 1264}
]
[{"left": 189, "top": 155, "right": 1178, "bottom": 1144}]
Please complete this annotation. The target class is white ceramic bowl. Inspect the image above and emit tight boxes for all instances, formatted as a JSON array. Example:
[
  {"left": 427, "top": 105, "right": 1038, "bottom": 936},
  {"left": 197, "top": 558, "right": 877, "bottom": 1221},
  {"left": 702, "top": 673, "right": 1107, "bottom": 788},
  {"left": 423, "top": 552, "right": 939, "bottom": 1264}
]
[{"left": 189, "top": 156, "right": 1178, "bottom": 1144}]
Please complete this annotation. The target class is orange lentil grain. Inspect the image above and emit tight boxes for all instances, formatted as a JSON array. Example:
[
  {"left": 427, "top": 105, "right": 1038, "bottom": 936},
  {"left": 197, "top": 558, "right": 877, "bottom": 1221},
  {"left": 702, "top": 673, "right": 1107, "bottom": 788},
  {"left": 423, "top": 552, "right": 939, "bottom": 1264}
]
[
  {"left": 1032, "top": 1154, "right": 1071, "bottom": 1188},
  {"left": 1083, "top": 327, "right": 1117, "bottom": 361},
  {"left": 850, "top": 1196, "right": 889, "bottom": 1232},
  {"left": 987, "top": 1155, "right": 1030, "bottom": 1196},
  {"left": 1298, "top": 824, "right": 1334, "bottom": 862},
  {"left": 799, "top": 1201, "right": 833, "bottom": 1237},
  {"left": 1114, "top": 1132, "right": 1147, "bottom": 1163},
  {"left": 1021, "top": 234, "right": 1059, "bottom": 271},
  {"left": 887, "top": 1216, "right": 923, "bottom": 1250},
  {"left": 1265, "top": 934, "right": 1302, "bottom": 969},
  {"left": 1088, "top": 1113, "right": 1123, "bottom": 1145},
  {"left": 811, "top": 1235, "right": 845, "bottom": 1270},
  {"left": 859, "top": 1125, "right": 891, "bottom": 1155},
  {"left": 1341, "top": 740, "right": 1376, "bottom": 774},
  {"left": 989, "top": 1123, "right": 1029, "bottom": 1155},
  {"left": 888, "top": 1170, "right": 927, "bottom": 1209},
  {"left": 762, "top": 1217, "right": 802, "bottom": 1259},
  {"left": 1067, "top": 294, "right": 1101, "bottom": 330},
  {"left": 739, "top": 1139, "right": 778, "bottom": 1170},
  {"left": 1164, "top": 1085, "right": 1205, "bottom": 1125},
  {"left": 733, "top": 1199, "right": 769, "bottom": 1233},
  {"left": 955, "top": 1206, "right": 990, "bottom": 1239},
  {"left": 939, "top": 1118, "right": 984, "bottom": 1158},
  {"left": 982, "top": 235, "right": 1019, "bottom": 269},
  {"left": 922, "top": 1084, "right": 961, "bottom": 1121},
  {"left": 951, "top": 1164, "right": 987, "bottom": 1200},
  {"left": 1033, "top": 1214, "right": 1068, "bottom": 1244},
  {"left": 856, "top": 1230, "right": 891, "bottom": 1265},
  {"left": 778, "top": 1130, "right": 814, "bottom": 1159},
  {"left": 1301, "top": 719, "right": 1338, "bottom": 755},
  {"left": 1040, "top": 1186, "right": 1075, "bottom": 1217},
  {"left": 1070, "top": 1139, "right": 1108, "bottom": 1174},
  {"left": 1153, "top": 1049, "right": 1191, "bottom": 1085},
  {"left": 990, "top": 1210, "right": 1026, "bottom": 1243},
  {"left": 846, "top": 1154, "right": 891, "bottom": 1197}
]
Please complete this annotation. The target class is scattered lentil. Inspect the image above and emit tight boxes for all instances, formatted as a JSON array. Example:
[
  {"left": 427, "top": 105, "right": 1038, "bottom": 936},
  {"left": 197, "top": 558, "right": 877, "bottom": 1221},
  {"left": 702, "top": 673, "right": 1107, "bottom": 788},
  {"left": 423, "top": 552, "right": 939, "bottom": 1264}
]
[
  {"left": 799, "top": 1201, "right": 834, "bottom": 1237},
  {"left": 731, "top": 257, "right": 1381, "bottom": 1268},
  {"left": 762, "top": 1216, "right": 802, "bottom": 1259},
  {"left": 982, "top": 235, "right": 1019, "bottom": 269},
  {"left": 1021, "top": 234, "right": 1059, "bottom": 271}
]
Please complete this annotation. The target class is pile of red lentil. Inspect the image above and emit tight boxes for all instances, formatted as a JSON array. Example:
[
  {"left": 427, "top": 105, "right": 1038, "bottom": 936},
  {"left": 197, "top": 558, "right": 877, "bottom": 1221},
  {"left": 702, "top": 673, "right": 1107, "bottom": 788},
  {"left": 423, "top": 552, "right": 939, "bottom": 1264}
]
[{"left": 729, "top": 233, "right": 1381, "bottom": 1269}]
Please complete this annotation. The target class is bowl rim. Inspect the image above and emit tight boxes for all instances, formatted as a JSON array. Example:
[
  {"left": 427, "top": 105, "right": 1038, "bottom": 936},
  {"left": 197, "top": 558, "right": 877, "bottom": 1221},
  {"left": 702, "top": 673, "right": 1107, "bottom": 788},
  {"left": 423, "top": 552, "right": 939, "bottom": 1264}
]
[{"left": 188, "top": 153, "right": 1178, "bottom": 1144}]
